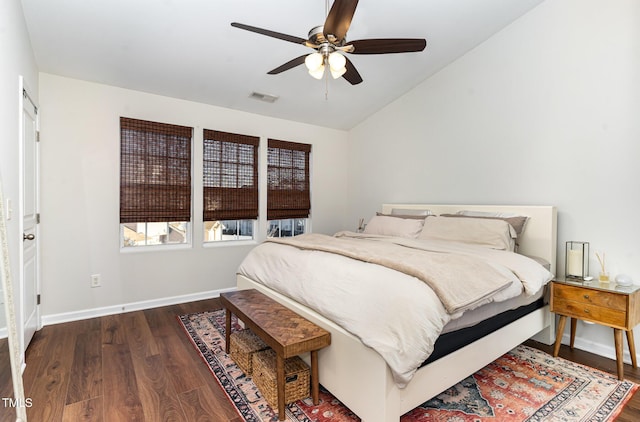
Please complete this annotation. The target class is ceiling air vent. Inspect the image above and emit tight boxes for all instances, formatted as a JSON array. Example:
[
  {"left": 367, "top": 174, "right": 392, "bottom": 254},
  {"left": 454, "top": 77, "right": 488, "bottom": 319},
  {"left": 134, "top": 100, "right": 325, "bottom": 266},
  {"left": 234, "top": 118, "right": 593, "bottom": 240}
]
[{"left": 249, "top": 91, "right": 279, "bottom": 103}]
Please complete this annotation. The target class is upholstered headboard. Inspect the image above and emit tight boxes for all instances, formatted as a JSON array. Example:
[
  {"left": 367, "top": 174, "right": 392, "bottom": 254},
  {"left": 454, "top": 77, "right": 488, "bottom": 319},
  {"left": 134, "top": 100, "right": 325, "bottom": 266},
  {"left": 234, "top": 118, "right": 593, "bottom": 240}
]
[{"left": 381, "top": 204, "right": 558, "bottom": 275}]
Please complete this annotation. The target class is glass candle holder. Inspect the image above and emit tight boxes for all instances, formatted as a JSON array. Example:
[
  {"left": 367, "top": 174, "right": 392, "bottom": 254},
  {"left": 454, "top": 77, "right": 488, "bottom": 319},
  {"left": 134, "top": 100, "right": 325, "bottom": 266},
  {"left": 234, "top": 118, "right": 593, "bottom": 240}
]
[{"left": 566, "top": 241, "right": 589, "bottom": 280}]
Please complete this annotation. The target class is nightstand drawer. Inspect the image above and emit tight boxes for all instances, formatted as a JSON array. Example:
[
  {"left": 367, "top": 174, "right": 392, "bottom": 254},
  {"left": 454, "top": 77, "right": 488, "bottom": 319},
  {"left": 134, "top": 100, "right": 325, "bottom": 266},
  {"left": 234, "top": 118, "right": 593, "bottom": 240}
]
[
  {"left": 552, "top": 283, "right": 627, "bottom": 311},
  {"left": 552, "top": 298, "right": 627, "bottom": 327}
]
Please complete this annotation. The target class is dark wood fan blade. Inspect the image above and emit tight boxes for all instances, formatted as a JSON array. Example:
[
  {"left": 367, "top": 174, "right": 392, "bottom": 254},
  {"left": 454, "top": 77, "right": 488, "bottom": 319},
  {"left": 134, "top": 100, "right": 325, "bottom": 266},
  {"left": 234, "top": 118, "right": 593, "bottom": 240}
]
[
  {"left": 323, "top": 0, "right": 359, "bottom": 43},
  {"left": 343, "top": 56, "right": 363, "bottom": 85},
  {"left": 231, "top": 22, "right": 308, "bottom": 45},
  {"left": 348, "top": 38, "right": 427, "bottom": 54},
  {"left": 267, "top": 55, "right": 307, "bottom": 75}
]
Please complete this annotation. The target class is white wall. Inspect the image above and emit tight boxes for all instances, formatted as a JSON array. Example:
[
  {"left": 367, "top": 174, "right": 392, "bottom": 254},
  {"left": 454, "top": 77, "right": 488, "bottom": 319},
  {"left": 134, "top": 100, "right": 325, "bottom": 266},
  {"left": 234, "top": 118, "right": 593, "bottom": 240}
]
[
  {"left": 348, "top": 0, "right": 640, "bottom": 360},
  {"left": 0, "top": 0, "right": 39, "bottom": 331},
  {"left": 38, "top": 73, "right": 348, "bottom": 320}
]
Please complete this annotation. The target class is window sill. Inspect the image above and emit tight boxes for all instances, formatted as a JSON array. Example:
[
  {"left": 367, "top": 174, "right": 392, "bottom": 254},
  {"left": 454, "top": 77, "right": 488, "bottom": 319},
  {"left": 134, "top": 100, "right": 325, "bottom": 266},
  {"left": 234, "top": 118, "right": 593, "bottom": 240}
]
[
  {"left": 120, "top": 243, "right": 192, "bottom": 253},
  {"left": 203, "top": 239, "right": 258, "bottom": 249}
]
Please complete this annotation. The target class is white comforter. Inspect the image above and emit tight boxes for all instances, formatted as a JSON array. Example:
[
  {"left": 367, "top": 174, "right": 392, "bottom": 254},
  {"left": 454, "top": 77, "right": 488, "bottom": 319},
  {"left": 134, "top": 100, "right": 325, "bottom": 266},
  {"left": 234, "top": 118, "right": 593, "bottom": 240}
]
[{"left": 237, "top": 233, "right": 553, "bottom": 387}]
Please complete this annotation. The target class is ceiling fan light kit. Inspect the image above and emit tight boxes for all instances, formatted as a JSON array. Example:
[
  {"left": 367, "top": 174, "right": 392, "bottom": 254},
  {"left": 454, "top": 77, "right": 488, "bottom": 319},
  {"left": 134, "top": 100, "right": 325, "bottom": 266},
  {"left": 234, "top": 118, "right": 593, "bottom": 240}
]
[
  {"left": 231, "top": 0, "right": 427, "bottom": 85},
  {"left": 305, "top": 49, "right": 347, "bottom": 80}
]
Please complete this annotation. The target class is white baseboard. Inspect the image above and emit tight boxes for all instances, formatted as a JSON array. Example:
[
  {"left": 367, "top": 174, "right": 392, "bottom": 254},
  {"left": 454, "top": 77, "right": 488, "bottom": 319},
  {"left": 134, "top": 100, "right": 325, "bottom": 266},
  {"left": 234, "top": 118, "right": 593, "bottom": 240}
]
[
  {"left": 559, "top": 332, "right": 631, "bottom": 365},
  {"left": 40, "top": 287, "right": 236, "bottom": 327}
]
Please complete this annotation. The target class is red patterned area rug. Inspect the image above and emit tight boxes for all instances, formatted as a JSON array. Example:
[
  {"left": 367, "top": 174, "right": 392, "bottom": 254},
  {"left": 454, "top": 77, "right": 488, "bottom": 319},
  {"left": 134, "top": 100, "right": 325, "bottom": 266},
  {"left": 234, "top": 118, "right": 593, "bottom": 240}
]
[{"left": 179, "top": 310, "right": 637, "bottom": 421}]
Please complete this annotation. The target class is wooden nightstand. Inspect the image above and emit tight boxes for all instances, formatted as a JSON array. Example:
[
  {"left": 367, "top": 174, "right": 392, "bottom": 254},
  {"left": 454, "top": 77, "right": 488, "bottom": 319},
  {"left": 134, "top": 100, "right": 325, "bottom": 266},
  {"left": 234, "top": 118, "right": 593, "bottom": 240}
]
[{"left": 550, "top": 279, "right": 640, "bottom": 380}]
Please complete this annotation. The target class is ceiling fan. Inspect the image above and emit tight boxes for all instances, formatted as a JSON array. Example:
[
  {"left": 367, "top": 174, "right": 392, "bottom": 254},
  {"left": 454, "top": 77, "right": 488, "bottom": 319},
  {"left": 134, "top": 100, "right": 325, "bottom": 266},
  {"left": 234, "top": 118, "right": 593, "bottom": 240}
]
[{"left": 231, "top": 0, "right": 427, "bottom": 85}]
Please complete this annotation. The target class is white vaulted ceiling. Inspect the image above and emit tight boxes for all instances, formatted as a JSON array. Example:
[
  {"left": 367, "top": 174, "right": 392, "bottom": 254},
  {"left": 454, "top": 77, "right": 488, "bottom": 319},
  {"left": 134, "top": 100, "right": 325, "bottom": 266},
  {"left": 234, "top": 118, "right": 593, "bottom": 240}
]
[{"left": 21, "top": 0, "right": 544, "bottom": 130}]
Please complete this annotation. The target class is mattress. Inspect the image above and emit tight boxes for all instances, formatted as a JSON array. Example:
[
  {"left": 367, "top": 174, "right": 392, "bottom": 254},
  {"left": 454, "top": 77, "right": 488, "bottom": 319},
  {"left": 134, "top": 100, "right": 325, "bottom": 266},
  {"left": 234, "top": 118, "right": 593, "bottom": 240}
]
[
  {"left": 425, "top": 292, "right": 546, "bottom": 365},
  {"left": 237, "top": 234, "right": 553, "bottom": 387}
]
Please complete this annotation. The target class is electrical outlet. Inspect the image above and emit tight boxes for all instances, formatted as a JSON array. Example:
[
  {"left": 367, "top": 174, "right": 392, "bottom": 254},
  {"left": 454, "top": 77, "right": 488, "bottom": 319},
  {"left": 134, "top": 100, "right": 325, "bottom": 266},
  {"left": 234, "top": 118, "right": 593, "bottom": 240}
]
[{"left": 90, "top": 274, "right": 101, "bottom": 288}]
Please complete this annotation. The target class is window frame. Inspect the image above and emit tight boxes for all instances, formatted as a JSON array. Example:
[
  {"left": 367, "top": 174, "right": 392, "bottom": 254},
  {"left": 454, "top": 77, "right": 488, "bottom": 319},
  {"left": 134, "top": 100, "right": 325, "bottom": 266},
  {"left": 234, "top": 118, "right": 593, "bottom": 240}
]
[
  {"left": 203, "top": 129, "right": 259, "bottom": 243},
  {"left": 119, "top": 117, "right": 193, "bottom": 249},
  {"left": 266, "top": 139, "right": 311, "bottom": 237}
]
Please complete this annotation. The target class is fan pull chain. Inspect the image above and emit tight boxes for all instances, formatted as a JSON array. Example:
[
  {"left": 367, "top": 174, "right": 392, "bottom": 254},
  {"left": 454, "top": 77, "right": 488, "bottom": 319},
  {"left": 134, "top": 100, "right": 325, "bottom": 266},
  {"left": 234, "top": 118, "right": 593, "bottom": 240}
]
[{"left": 325, "top": 71, "right": 329, "bottom": 100}]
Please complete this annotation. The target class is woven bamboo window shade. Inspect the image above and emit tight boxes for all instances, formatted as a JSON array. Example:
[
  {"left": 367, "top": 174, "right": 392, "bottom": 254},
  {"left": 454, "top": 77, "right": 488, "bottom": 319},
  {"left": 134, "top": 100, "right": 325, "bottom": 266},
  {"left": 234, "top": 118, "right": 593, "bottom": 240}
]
[
  {"left": 203, "top": 130, "right": 259, "bottom": 221},
  {"left": 120, "top": 117, "right": 192, "bottom": 223},
  {"left": 267, "top": 139, "right": 311, "bottom": 220}
]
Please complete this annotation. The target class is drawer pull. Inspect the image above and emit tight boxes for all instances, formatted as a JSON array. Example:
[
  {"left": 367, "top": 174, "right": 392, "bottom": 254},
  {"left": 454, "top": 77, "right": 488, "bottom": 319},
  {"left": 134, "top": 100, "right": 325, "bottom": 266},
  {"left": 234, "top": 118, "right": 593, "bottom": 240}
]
[
  {"left": 583, "top": 294, "right": 590, "bottom": 299},
  {"left": 584, "top": 309, "right": 590, "bottom": 314}
]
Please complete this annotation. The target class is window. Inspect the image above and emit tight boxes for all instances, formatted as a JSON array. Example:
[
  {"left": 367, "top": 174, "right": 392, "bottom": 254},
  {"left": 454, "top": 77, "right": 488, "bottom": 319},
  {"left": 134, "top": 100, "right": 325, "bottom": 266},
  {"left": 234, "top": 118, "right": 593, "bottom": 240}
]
[
  {"left": 267, "top": 139, "right": 311, "bottom": 237},
  {"left": 267, "top": 218, "right": 307, "bottom": 238},
  {"left": 120, "top": 117, "right": 192, "bottom": 247},
  {"left": 203, "top": 130, "right": 259, "bottom": 242}
]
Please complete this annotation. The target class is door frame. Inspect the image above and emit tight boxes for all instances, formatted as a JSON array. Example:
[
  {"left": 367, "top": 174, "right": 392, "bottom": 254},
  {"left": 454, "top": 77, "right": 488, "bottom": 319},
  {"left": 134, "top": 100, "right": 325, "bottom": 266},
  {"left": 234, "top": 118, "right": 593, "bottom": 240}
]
[{"left": 19, "top": 75, "right": 41, "bottom": 365}]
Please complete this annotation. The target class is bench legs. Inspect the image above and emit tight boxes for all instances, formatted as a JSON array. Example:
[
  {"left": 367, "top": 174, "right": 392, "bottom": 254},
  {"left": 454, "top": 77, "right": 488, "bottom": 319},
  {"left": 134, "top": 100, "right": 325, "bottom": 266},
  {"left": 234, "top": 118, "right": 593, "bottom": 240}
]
[
  {"left": 223, "top": 308, "right": 322, "bottom": 421},
  {"left": 311, "top": 350, "right": 319, "bottom": 405}
]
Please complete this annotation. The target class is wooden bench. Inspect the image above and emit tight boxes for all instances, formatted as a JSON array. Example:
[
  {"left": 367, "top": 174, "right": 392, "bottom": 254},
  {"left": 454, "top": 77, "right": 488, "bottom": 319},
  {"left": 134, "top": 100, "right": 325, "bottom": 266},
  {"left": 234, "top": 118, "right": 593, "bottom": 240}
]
[{"left": 220, "top": 289, "right": 331, "bottom": 420}]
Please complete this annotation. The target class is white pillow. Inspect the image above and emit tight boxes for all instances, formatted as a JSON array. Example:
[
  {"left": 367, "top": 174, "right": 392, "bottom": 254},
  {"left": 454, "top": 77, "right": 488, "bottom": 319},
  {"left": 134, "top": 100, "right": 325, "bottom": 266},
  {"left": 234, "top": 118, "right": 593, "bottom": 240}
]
[
  {"left": 454, "top": 210, "right": 529, "bottom": 236},
  {"left": 391, "top": 208, "right": 433, "bottom": 216},
  {"left": 363, "top": 215, "right": 425, "bottom": 238},
  {"left": 418, "top": 216, "right": 516, "bottom": 251}
]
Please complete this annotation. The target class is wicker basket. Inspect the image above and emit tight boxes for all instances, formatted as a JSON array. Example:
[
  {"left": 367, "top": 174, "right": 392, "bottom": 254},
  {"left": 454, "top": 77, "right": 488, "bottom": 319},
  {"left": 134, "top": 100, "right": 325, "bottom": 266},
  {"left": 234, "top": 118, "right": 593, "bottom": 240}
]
[
  {"left": 252, "top": 349, "right": 310, "bottom": 409},
  {"left": 229, "top": 329, "right": 268, "bottom": 375}
]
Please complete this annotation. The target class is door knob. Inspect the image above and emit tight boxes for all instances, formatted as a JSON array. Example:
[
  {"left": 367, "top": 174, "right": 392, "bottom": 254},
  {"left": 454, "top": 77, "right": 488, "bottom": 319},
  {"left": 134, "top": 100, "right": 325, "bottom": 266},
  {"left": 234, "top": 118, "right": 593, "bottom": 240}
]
[{"left": 23, "top": 233, "right": 35, "bottom": 241}]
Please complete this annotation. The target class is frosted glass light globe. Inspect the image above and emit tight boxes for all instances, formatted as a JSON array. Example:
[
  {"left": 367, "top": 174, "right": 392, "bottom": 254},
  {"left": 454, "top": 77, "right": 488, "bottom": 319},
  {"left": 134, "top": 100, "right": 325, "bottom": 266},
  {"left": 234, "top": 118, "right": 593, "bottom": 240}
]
[
  {"left": 328, "top": 52, "right": 346, "bottom": 71},
  {"left": 308, "top": 64, "right": 325, "bottom": 79},
  {"left": 305, "top": 53, "right": 324, "bottom": 71}
]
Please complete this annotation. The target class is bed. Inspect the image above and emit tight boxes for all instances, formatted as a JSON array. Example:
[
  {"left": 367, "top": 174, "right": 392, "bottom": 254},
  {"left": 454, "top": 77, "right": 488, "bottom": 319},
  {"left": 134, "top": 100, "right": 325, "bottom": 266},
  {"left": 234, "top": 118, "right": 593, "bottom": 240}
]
[{"left": 236, "top": 204, "right": 557, "bottom": 422}]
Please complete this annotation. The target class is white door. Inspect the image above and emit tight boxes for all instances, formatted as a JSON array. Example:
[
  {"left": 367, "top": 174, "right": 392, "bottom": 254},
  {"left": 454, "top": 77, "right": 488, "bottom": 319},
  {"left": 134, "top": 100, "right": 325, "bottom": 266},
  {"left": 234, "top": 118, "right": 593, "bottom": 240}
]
[{"left": 20, "top": 80, "right": 40, "bottom": 360}]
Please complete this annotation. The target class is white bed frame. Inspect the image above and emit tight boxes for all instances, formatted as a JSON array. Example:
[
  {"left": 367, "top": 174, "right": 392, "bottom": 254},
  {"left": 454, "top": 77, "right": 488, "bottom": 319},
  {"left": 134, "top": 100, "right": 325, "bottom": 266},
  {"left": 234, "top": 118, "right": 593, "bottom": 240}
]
[{"left": 237, "top": 204, "right": 557, "bottom": 422}]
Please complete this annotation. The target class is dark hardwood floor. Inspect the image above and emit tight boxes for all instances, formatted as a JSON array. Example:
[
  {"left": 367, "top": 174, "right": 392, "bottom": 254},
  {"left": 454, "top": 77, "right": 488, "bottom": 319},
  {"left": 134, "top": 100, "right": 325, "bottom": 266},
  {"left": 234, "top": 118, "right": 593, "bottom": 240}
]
[
  {"left": 5, "top": 298, "right": 241, "bottom": 422},
  {"left": 1, "top": 298, "right": 639, "bottom": 421}
]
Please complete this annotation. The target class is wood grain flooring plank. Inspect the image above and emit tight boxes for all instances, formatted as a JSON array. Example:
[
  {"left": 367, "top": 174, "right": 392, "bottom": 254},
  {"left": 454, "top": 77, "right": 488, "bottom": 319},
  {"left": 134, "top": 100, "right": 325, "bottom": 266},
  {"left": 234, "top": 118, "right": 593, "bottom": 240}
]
[
  {"left": 62, "top": 396, "right": 103, "bottom": 422},
  {"left": 0, "top": 339, "right": 12, "bottom": 399},
  {"left": 102, "top": 314, "right": 127, "bottom": 345},
  {"left": 617, "top": 406, "right": 640, "bottom": 422},
  {"left": 151, "top": 327, "right": 205, "bottom": 394},
  {"left": 124, "top": 311, "right": 160, "bottom": 360},
  {"left": 177, "top": 298, "right": 219, "bottom": 316},
  {"left": 22, "top": 325, "right": 49, "bottom": 394},
  {"left": 0, "top": 403, "right": 17, "bottom": 422},
  {"left": 143, "top": 305, "right": 179, "bottom": 331},
  {"left": 66, "top": 329, "right": 103, "bottom": 405},
  {"left": 23, "top": 323, "right": 48, "bottom": 360},
  {"left": 25, "top": 322, "right": 76, "bottom": 422},
  {"left": 143, "top": 306, "right": 205, "bottom": 394},
  {"left": 102, "top": 343, "right": 144, "bottom": 422},
  {"left": 178, "top": 385, "right": 242, "bottom": 422},
  {"left": 130, "top": 353, "right": 187, "bottom": 422}
]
